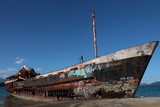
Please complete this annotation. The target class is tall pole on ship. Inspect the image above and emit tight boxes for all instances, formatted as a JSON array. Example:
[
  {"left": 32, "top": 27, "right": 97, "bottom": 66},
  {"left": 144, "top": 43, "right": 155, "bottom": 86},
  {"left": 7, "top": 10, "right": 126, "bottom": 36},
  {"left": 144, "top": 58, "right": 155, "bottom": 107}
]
[{"left": 92, "top": 7, "right": 98, "bottom": 58}]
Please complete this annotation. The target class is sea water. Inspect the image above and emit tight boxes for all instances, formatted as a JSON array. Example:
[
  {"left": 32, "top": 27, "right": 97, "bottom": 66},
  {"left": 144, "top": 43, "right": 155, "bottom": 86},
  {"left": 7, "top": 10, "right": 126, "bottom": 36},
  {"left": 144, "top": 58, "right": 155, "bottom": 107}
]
[
  {"left": 0, "top": 87, "right": 8, "bottom": 107},
  {"left": 135, "top": 85, "right": 160, "bottom": 97},
  {"left": 0, "top": 86, "right": 160, "bottom": 107}
]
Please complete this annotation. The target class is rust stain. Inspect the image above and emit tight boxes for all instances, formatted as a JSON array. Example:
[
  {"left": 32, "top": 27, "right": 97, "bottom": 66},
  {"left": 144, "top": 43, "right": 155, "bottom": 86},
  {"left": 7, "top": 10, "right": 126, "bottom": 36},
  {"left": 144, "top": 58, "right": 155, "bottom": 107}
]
[{"left": 4, "top": 41, "right": 159, "bottom": 100}]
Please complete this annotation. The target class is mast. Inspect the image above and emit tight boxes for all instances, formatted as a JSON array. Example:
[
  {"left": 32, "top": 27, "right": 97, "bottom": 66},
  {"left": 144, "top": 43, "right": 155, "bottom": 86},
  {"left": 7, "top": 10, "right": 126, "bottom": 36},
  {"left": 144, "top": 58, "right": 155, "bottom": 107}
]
[{"left": 92, "top": 7, "right": 98, "bottom": 58}]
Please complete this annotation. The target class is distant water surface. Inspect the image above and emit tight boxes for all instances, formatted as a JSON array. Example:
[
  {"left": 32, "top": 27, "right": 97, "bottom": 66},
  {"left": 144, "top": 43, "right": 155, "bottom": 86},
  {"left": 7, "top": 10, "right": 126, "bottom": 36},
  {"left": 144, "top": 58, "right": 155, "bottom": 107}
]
[
  {"left": 135, "top": 85, "right": 160, "bottom": 97},
  {"left": 0, "top": 87, "right": 8, "bottom": 107},
  {"left": 0, "top": 86, "right": 160, "bottom": 107}
]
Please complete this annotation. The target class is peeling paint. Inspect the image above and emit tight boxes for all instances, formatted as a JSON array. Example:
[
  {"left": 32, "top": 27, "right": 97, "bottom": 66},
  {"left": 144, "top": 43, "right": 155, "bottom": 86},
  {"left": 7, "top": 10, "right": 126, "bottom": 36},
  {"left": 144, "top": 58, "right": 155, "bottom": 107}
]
[{"left": 4, "top": 41, "right": 159, "bottom": 100}]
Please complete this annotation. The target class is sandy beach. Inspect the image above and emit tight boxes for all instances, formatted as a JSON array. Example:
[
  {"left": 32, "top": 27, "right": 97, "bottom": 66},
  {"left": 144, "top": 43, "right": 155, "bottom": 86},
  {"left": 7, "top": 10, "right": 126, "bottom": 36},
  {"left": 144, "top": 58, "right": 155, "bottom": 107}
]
[
  {"left": 69, "top": 97, "right": 160, "bottom": 107},
  {"left": 3, "top": 96, "right": 160, "bottom": 107},
  {"left": 35, "top": 97, "right": 160, "bottom": 107}
]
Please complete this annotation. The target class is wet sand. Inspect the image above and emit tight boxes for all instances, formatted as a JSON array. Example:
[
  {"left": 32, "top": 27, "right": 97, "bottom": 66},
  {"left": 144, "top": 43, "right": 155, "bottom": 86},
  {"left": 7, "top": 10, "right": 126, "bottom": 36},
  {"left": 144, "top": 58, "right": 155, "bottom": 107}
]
[{"left": 3, "top": 96, "right": 160, "bottom": 107}]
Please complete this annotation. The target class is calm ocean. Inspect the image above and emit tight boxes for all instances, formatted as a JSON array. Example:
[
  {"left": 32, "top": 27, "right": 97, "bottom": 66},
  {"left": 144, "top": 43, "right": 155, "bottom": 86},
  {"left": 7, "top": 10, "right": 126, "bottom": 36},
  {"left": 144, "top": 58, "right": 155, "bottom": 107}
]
[
  {"left": 135, "top": 85, "right": 160, "bottom": 97},
  {"left": 0, "top": 87, "right": 8, "bottom": 107},
  {"left": 0, "top": 86, "right": 160, "bottom": 107}
]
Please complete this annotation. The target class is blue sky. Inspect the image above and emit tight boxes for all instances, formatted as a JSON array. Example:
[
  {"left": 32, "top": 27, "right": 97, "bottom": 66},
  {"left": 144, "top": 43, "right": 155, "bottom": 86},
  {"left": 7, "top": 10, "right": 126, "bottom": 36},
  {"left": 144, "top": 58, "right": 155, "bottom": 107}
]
[{"left": 0, "top": 0, "right": 159, "bottom": 83}]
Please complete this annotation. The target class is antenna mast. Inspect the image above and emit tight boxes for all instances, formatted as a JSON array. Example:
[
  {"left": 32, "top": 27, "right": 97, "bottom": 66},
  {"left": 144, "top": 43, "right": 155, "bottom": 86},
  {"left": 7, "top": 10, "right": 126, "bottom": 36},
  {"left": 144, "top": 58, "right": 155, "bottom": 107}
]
[{"left": 92, "top": 7, "right": 98, "bottom": 58}]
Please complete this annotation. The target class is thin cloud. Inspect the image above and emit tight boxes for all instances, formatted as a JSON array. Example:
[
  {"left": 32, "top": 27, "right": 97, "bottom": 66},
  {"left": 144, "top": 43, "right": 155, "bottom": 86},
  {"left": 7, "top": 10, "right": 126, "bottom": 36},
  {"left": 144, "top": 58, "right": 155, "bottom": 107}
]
[
  {"left": 34, "top": 67, "right": 42, "bottom": 71},
  {"left": 0, "top": 68, "right": 17, "bottom": 79},
  {"left": 15, "top": 57, "right": 25, "bottom": 64}
]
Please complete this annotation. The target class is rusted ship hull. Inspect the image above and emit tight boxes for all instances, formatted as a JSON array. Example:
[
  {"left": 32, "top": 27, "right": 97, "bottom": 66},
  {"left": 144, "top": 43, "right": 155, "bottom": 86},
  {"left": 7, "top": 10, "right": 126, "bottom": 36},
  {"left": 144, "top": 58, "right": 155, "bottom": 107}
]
[{"left": 5, "top": 41, "right": 159, "bottom": 99}]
